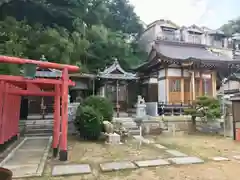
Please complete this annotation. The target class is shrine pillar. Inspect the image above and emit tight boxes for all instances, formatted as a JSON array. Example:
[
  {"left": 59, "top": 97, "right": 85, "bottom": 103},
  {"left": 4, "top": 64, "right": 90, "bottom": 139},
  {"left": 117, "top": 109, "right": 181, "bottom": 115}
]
[
  {"left": 53, "top": 84, "right": 60, "bottom": 158},
  {"left": 191, "top": 71, "right": 196, "bottom": 101},
  {"left": 59, "top": 68, "right": 69, "bottom": 161},
  {"left": 100, "top": 85, "right": 105, "bottom": 97},
  {"left": 199, "top": 72, "right": 203, "bottom": 96},
  {"left": 211, "top": 71, "right": 217, "bottom": 97},
  {"left": 0, "top": 81, "right": 4, "bottom": 144},
  {"left": 180, "top": 69, "right": 184, "bottom": 103}
]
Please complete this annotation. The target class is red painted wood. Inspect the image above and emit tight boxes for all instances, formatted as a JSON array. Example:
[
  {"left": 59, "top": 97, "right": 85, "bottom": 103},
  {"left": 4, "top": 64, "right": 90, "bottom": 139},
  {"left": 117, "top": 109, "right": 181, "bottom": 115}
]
[
  {"left": 0, "top": 55, "right": 80, "bottom": 72},
  {"left": 0, "top": 81, "right": 4, "bottom": 144},
  {"left": 2, "top": 83, "right": 9, "bottom": 143},
  {"left": 53, "top": 84, "right": 61, "bottom": 149},
  {"left": 8, "top": 89, "right": 56, "bottom": 96},
  {"left": 15, "top": 95, "right": 21, "bottom": 136},
  {"left": 60, "top": 68, "right": 69, "bottom": 151},
  {"left": 27, "top": 83, "right": 41, "bottom": 92},
  {"left": 0, "top": 75, "right": 75, "bottom": 86},
  {"left": 0, "top": 84, "right": 25, "bottom": 144},
  {"left": 0, "top": 55, "right": 79, "bottom": 150}
]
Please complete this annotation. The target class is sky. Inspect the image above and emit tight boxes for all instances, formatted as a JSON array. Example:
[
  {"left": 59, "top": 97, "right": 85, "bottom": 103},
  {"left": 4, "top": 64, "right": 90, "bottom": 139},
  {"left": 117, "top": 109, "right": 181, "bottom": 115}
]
[{"left": 129, "top": 0, "right": 240, "bottom": 29}]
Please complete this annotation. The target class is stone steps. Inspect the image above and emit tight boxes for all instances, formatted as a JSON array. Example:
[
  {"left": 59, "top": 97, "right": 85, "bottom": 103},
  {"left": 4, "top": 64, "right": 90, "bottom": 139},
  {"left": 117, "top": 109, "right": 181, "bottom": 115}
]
[
  {"left": 22, "top": 119, "right": 54, "bottom": 137},
  {"left": 25, "top": 132, "right": 53, "bottom": 137},
  {"left": 113, "top": 117, "right": 140, "bottom": 135},
  {"left": 128, "top": 129, "right": 140, "bottom": 135}
]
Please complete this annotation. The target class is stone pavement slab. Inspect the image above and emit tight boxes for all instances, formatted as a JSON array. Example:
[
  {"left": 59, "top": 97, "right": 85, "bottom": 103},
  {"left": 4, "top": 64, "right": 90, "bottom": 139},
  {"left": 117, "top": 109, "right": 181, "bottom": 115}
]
[
  {"left": 3, "top": 164, "right": 39, "bottom": 178},
  {"left": 166, "top": 150, "right": 188, "bottom": 157},
  {"left": 52, "top": 164, "right": 91, "bottom": 176},
  {"left": 0, "top": 136, "right": 52, "bottom": 178},
  {"left": 168, "top": 157, "right": 204, "bottom": 165},
  {"left": 133, "top": 136, "right": 154, "bottom": 144},
  {"left": 134, "top": 159, "right": 170, "bottom": 167},
  {"left": 233, "top": 155, "right": 240, "bottom": 160},
  {"left": 211, "top": 157, "right": 229, "bottom": 161},
  {"left": 100, "top": 161, "right": 137, "bottom": 172},
  {"left": 154, "top": 144, "right": 167, "bottom": 149}
]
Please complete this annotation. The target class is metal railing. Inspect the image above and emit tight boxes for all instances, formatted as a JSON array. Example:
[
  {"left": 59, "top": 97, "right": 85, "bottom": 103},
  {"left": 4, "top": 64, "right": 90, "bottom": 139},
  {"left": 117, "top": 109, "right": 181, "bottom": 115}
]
[{"left": 157, "top": 102, "right": 192, "bottom": 116}]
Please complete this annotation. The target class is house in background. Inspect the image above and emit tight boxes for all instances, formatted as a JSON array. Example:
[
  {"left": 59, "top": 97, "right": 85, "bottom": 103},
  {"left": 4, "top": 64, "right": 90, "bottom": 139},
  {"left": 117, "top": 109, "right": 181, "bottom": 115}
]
[
  {"left": 138, "top": 19, "right": 234, "bottom": 57},
  {"left": 135, "top": 19, "right": 240, "bottom": 115}
]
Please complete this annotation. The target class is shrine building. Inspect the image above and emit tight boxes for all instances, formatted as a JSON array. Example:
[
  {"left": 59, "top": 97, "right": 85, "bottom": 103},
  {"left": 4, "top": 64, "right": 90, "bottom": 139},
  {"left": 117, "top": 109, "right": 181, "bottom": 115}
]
[{"left": 135, "top": 40, "right": 240, "bottom": 105}]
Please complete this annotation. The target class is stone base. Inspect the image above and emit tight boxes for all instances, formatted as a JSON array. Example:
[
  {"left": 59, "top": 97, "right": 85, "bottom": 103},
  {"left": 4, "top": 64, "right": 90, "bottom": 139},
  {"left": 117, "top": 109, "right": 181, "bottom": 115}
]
[
  {"left": 53, "top": 148, "right": 58, "bottom": 158},
  {"left": 59, "top": 150, "right": 68, "bottom": 161}
]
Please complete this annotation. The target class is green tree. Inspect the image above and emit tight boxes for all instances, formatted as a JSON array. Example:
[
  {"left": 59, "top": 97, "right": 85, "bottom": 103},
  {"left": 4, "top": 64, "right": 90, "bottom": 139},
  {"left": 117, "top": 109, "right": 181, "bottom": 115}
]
[
  {"left": 220, "top": 17, "right": 240, "bottom": 36},
  {"left": 184, "top": 96, "right": 221, "bottom": 132},
  {"left": 0, "top": 0, "right": 146, "bottom": 73},
  {"left": 0, "top": 16, "right": 30, "bottom": 75}
]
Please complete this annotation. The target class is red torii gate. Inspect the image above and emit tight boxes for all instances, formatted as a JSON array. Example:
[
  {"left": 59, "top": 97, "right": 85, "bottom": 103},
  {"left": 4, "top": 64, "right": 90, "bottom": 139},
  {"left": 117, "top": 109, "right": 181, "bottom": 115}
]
[{"left": 0, "top": 55, "right": 80, "bottom": 161}]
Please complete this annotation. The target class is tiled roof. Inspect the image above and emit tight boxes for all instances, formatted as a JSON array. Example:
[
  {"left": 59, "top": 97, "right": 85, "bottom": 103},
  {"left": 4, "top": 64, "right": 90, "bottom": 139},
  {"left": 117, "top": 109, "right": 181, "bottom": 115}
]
[{"left": 154, "top": 40, "right": 232, "bottom": 62}]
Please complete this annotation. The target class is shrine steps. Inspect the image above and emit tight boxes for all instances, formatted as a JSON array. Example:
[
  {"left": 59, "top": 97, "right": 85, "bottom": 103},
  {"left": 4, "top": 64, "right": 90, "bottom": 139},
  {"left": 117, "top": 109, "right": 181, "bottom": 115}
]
[
  {"left": 113, "top": 117, "right": 140, "bottom": 136},
  {"left": 22, "top": 119, "right": 53, "bottom": 137}
]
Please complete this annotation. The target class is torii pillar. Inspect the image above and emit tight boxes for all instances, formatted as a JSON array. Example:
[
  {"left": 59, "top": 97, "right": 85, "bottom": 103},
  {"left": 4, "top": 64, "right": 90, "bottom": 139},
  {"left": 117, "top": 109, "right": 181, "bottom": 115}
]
[{"left": 59, "top": 67, "right": 69, "bottom": 161}]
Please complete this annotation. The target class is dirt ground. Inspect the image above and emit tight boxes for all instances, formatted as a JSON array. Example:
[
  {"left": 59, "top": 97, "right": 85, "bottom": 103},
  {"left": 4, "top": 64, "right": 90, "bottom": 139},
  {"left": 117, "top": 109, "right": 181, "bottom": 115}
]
[
  {"left": 67, "top": 136, "right": 169, "bottom": 164},
  {"left": 20, "top": 134, "right": 240, "bottom": 180},
  {"left": 151, "top": 134, "right": 240, "bottom": 159}
]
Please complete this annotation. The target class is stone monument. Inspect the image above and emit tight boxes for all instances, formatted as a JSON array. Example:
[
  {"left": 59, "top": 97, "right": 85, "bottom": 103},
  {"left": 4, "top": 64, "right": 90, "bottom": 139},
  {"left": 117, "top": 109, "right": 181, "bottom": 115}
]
[
  {"left": 134, "top": 95, "right": 147, "bottom": 146},
  {"left": 68, "top": 94, "right": 80, "bottom": 134},
  {"left": 136, "top": 95, "right": 146, "bottom": 118},
  {"left": 106, "top": 133, "right": 121, "bottom": 145}
]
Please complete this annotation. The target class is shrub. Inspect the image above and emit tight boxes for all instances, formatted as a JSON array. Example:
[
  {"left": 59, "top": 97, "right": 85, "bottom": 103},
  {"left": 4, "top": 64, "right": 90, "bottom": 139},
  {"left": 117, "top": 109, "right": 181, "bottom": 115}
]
[
  {"left": 82, "top": 96, "right": 114, "bottom": 122},
  {"left": 74, "top": 105, "right": 102, "bottom": 140}
]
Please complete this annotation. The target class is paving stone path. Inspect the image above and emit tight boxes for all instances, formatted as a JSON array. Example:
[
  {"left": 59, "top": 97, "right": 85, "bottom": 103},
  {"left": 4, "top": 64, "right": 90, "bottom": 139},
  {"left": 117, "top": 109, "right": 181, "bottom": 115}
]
[
  {"left": 210, "top": 157, "right": 230, "bottom": 161},
  {"left": 0, "top": 136, "right": 52, "bottom": 178},
  {"left": 233, "top": 155, "right": 240, "bottom": 160},
  {"left": 133, "top": 136, "right": 154, "bottom": 144},
  {"left": 100, "top": 161, "right": 137, "bottom": 172},
  {"left": 154, "top": 144, "right": 167, "bottom": 149},
  {"left": 168, "top": 157, "right": 204, "bottom": 165},
  {"left": 52, "top": 164, "right": 91, "bottom": 176},
  {"left": 134, "top": 159, "right": 170, "bottom": 167}
]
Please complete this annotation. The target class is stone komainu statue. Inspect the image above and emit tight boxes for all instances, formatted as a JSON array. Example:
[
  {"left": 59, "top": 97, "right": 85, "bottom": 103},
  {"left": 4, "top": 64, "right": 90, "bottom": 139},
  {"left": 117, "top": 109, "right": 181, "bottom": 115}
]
[{"left": 103, "top": 121, "right": 114, "bottom": 134}]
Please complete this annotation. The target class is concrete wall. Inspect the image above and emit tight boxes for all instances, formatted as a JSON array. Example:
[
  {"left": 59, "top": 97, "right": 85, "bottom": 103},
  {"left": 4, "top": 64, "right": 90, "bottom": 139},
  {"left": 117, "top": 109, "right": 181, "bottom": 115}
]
[
  {"left": 138, "top": 24, "right": 157, "bottom": 53},
  {"left": 218, "top": 80, "right": 240, "bottom": 93},
  {"left": 168, "top": 68, "right": 181, "bottom": 76},
  {"left": 158, "top": 69, "right": 166, "bottom": 102},
  {"left": 146, "top": 102, "right": 158, "bottom": 116},
  {"left": 158, "top": 80, "right": 166, "bottom": 102}
]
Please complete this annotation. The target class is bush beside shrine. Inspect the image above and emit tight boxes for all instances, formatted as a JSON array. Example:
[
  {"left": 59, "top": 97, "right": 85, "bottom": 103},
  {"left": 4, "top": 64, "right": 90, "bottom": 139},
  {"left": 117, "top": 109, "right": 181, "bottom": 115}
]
[
  {"left": 75, "top": 106, "right": 102, "bottom": 140},
  {"left": 82, "top": 96, "right": 114, "bottom": 122},
  {"left": 74, "top": 96, "right": 114, "bottom": 140},
  {"left": 184, "top": 96, "right": 221, "bottom": 132}
]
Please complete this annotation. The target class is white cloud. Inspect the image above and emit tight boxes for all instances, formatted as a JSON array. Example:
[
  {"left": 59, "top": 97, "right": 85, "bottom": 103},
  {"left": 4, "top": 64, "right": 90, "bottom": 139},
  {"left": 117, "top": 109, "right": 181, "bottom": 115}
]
[{"left": 129, "top": 0, "right": 218, "bottom": 28}]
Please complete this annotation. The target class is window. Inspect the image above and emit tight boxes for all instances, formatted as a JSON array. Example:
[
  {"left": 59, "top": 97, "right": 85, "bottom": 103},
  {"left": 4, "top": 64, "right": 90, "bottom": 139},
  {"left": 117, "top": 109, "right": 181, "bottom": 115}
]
[
  {"left": 169, "top": 79, "right": 181, "bottom": 92},
  {"left": 162, "top": 27, "right": 176, "bottom": 41}
]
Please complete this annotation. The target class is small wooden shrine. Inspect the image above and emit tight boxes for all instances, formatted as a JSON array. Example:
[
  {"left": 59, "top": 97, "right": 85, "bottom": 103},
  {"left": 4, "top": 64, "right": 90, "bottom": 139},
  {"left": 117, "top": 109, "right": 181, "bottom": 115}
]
[
  {"left": 21, "top": 56, "right": 63, "bottom": 118},
  {"left": 97, "top": 59, "right": 138, "bottom": 115}
]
